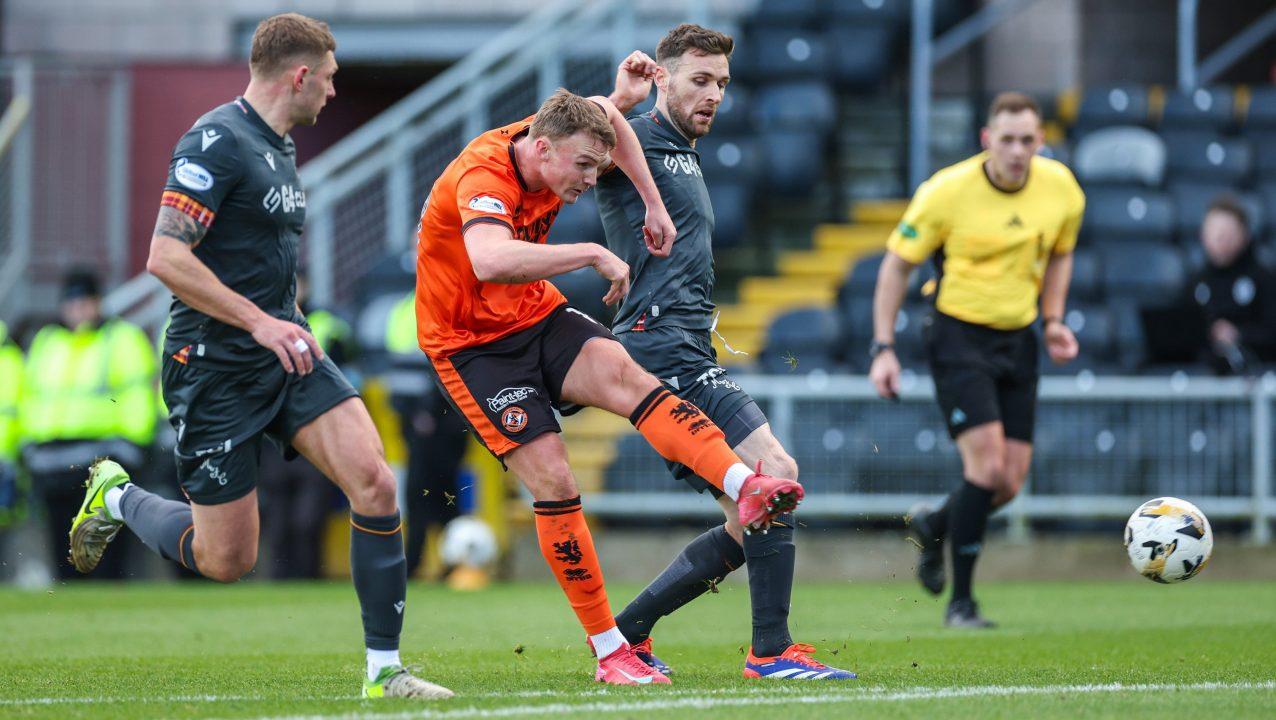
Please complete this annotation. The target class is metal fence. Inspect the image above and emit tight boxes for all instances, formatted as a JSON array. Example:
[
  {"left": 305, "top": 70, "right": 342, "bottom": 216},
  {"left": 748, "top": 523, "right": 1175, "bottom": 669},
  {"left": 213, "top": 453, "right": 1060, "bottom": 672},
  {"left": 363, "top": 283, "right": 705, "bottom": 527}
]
[{"left": 586, "top": 374, "right": 1275, "bottom": 544}]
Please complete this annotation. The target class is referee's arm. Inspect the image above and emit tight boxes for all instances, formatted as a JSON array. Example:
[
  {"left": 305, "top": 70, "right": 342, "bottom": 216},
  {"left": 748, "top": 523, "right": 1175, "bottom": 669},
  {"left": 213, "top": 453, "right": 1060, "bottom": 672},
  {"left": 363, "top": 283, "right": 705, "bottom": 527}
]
[
  {"left": 868, "top": 251, "right": 917, "bottom": 399},
  {"left": 1040, "top": 251, "right": 1079, "bottom": 364}
]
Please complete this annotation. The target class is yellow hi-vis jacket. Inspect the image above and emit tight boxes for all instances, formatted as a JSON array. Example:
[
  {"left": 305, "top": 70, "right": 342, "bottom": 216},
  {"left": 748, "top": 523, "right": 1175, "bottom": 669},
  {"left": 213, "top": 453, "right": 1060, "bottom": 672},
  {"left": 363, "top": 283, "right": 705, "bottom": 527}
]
[
  {"left": 0, "top": 320, "right": 21, "bottom": 463},
  {"left": 19, "top": 319, "right": 157, "bottom": 447},
  {"left": 385, "top": 293, "right": 417, "bottom": 356}
]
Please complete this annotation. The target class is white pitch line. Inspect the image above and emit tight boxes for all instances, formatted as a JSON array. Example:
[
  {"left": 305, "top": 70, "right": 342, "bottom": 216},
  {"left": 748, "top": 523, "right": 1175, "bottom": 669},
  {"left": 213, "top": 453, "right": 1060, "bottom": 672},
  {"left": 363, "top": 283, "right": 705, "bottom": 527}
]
[{"left": 233, "top": 680, "right": 1276, "bottom": 720}]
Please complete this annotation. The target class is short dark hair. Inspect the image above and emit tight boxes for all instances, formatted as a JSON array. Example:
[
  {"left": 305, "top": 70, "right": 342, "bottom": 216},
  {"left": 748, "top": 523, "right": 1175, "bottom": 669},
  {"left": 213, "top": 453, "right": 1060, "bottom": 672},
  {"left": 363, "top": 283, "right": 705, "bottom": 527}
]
[
  {"left": 530, "top": 89, "right": 617, "bottom": 148},
  {"left": 656, "top": 23, "right": 734, "bottom": 69},
  {"left": 1207, "top": 194, "right": 1251, "bottom": 234},
  {"left": 61, "top": 267, "right": 101, "bottom": 301},
  {"left": 987, "top": 91, "right": 1041, "bottom": 124},
  {"left": 250, "top": 13, "right": 336, "bottom": 77}
]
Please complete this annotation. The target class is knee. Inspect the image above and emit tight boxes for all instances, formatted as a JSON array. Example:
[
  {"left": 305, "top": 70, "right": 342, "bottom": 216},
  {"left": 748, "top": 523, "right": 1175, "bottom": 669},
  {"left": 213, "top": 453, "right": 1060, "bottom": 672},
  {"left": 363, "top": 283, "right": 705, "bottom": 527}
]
[
  {"left": 968, "top": 455, "right": 1009, "bottom": 488},
  {"left": 197, "top": 545, "right": 256, "bottom": 583},
  {"left": 526, "top": 462, "right": 579, "bottom": 502},
  {"left": 348, "top": 454, "right": 398, "bottom": 516},
  {"left": 766, "top": 452, "right": 799, "bottom": 482}
]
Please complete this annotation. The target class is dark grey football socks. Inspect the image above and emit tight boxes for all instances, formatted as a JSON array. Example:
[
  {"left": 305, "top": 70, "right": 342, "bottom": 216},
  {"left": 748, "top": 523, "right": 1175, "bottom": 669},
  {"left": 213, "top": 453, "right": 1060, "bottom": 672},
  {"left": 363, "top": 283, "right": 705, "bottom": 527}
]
[
  {"left": 949, "top": 480, "right": 994, "bottom": 602},
  {"left": 744, "top": 513, "right": 796, "bottom": 657},
  {"left": 119, "top": 486, "right": 198, "bottom": 572},
  {"left": 350, "top": 511, "right": 407, "bottom": 651},
  {"left": 616, "top": 524, "right": 744, "bottom": 644}
]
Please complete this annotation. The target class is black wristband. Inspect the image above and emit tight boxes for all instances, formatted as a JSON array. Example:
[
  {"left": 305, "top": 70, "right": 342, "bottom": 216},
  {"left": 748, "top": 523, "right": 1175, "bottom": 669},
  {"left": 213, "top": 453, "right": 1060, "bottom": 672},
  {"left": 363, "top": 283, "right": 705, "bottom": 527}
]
[
  {"left": 868, "top": 340, "right": 895, "bottom": 358},
  {"left": 1043, "top": 315, "right": 1064, "bottom": 328}
]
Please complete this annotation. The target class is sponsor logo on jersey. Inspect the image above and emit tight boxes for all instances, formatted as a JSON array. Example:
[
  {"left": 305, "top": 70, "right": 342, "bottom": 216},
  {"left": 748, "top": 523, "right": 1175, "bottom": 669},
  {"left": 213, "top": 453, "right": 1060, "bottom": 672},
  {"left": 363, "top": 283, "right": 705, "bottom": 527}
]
[
  {"left": 200, "top": 128, "right": 221, "bottom": 151},
  {"left": 487, "top": 386, "right": 538, "bottom": 413},
  {"left": 263, "top": 184, "right": 306, "bottom": 213},
  {"left": 468, "top": 195, "right": 508, "bottom": 215},
  {"left": 174, "top": 159, "right": 214, "bottom": 192},
  {"left": 663, "top": 152, "right": 702, "bottom": 177},
  {"left": 898, "top": 221, "right": 919, "bottom": 239}
]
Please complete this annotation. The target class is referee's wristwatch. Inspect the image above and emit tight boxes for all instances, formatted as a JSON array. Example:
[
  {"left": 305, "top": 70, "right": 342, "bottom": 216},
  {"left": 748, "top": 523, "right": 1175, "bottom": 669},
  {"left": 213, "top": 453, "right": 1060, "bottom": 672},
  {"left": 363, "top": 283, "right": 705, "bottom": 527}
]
[{"left": 868, "top": 340, "right": 895, "bottom": 359}]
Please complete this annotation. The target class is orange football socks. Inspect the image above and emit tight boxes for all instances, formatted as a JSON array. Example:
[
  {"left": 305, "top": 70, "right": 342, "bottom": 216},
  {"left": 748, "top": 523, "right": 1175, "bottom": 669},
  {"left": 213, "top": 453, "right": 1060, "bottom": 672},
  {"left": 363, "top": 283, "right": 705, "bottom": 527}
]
[
  {"left": 533, "top": 496, "right": 616, "bottom": 636},
  {"left": 630, "top": 387, "right": 742, "bottom": 497}
]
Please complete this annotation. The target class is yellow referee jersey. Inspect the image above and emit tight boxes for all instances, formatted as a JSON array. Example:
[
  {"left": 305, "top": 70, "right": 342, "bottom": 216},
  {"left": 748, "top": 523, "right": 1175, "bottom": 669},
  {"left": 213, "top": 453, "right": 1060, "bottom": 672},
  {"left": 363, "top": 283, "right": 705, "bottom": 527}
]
[{"left": 886, "top": 152, "right": 1085, "bottom": 330}]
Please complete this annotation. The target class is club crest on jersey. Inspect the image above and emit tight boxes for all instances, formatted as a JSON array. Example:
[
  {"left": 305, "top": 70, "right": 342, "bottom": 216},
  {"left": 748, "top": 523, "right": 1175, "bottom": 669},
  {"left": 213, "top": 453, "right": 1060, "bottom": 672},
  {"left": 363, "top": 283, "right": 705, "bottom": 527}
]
[
  {"left": 174, "top": 159, "right": 214, "bottom": 191},
  {"left": 469, "top": 195, "right": 508, "bottom": 215},
  {"left": 501, "top": 406, "right": 529, "bottom": 433}
]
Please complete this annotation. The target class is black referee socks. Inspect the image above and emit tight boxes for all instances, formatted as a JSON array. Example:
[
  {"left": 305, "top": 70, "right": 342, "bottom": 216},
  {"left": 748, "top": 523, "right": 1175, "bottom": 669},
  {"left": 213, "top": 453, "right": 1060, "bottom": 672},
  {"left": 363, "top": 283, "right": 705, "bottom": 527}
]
[{"left": 948, "top": 481, "right": 994, "bottom": 602}]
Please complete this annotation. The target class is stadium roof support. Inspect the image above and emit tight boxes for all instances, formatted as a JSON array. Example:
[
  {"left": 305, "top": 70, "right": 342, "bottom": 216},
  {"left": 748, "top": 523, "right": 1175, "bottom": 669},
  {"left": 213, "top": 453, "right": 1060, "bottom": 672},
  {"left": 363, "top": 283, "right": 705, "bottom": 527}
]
[{"left": 1179, "top": 0, "right": 1276, "bottom": 91}]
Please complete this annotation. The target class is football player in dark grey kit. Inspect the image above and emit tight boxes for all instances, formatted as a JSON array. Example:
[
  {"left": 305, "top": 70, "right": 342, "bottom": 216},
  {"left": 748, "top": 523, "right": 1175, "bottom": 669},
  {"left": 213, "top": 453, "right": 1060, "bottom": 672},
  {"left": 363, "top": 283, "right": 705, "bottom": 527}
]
[
  {"left": 595, "top": 25, "right": 855, "bottom": 680},
  {"left": 66, "top": 13, "right": 451, "bottom": 700}
]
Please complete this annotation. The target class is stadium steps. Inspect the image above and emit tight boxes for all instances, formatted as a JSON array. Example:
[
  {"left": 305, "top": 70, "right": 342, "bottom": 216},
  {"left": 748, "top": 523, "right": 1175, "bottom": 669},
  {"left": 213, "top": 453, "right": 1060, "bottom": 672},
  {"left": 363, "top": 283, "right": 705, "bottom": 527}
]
[{"left": 557, "top": 408, "right": 631, "bottom": 493}]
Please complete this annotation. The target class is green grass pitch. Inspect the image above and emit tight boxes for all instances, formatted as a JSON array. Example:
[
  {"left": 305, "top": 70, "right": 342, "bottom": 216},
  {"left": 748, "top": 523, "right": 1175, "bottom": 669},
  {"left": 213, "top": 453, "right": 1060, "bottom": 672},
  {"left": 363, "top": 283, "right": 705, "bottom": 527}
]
[{"left": 2, "top": 579, "right": 1274, "bottom": 718}]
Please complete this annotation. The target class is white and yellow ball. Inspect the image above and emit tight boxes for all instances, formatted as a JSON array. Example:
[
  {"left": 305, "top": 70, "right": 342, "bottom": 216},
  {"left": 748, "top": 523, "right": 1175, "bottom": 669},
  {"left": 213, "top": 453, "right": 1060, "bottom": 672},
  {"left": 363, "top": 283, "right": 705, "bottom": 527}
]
[{"left": 1124, "top": 497, "right": 1213, "bottom": 583}]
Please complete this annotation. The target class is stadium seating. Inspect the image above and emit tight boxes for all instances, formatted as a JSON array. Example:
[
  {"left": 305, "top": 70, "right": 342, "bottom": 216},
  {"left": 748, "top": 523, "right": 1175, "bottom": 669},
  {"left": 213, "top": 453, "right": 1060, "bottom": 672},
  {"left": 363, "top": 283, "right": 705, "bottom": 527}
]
[
  {"left": 1083, "top": 187, "right": 1175, "bottom": 243},
  {"left": 845, "top": 402, "right": 962, "bottom": 495},
  {"left": 1032, "top": 403, "right": 1143, "bottom": 495},
  {"left": 1041, "top": 303, "right": 1118, "bottom": 373},
  {"left": 827, "top": 25, "right": 898, "bottom": 91},
  {"left": 1072, "top": 126, "right": 1166, "bottom": 187},
  {"left": 696, "top": 135, "right": 761, "bottom": 182},
  {"left": 1099, "top": 241, "right": 1186, "bottom": 307},
  {"left": 1168, "top": 182, "right": 1266, "bottom": 243},
  {"left": 1252, "top": 130, "right": 1276, "bottom": 181},
  {"left": 752, "top": 81, "right": 838, "bottom": 131},
  {"left": 1075, "top": 86, "right": 1152, "bottom": 131},
  {"left": 1068, "top": 247, "right": 1104, "bottom": 302},
  {"left": 756, "top": 129, "right": 828, "bottom": 197},
  {"left": 744, "top": 29, "right": 830, "bottom": 80},
  {"left": 707, "top": 181, "right": 751, "bottom": 248},
  {"left": 1247, "top": 87, "right": 1276, "bottom": 130},
  {"left": 1160, "top": 87, "right": 1235, "bottom": 133},
  {"left": 1161, "top": 131, "right": 1253, "bottom": 185},
  {"left": 711, "top": 87, "right": 752, "bottom": 134},
  {"left": 748, "top": 0, "right": 824, "bottom": 27},
  {"left": 759, "top": 306, "right": 842, "bottom": 373},
  {"left": 546, "top": 191, "right": 604, "bottom": 246}
]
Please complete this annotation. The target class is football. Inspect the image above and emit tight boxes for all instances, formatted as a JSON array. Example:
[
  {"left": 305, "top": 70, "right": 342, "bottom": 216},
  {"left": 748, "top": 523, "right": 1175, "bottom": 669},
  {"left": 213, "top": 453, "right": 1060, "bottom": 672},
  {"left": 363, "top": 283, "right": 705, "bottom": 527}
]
[
  {"left": 1124, "top": 497, "right": 1213, "bottom": 583},
  {"left": 440, "top": 516, "right": 499, "bottom": 568}
]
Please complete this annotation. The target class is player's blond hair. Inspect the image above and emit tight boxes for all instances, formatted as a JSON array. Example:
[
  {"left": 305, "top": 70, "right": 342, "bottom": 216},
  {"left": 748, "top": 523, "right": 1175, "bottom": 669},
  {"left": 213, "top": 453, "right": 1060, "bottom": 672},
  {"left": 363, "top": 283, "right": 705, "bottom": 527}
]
[
  {"left": 250, "top": 13, "right": 336, "bottom": 77},
  {"left": 529, "top": 89, "right": 617, "bottom": 149}
]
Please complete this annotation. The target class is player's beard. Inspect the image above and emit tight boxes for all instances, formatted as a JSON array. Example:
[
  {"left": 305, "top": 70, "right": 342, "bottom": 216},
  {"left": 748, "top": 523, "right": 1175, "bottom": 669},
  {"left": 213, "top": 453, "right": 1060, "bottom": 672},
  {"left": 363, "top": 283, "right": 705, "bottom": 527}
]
[{"left": 666, "top": 87, "right": 710, "bottom": 141}]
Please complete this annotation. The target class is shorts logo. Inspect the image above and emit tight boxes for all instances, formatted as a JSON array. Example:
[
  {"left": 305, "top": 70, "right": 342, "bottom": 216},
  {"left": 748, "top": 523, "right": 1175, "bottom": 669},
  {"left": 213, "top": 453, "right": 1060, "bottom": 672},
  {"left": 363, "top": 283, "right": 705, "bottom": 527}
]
[
  {"left": 199, "top": 458, "right": 230, "bottom": 486},
  {"left": 950, "top": 407, "right": 967, "bottom": 426},
  {"left": 174, "top": 159, "right": 214, "bottom": 191},
  {"left": 468, "top": 195, "right": 508, "bottom": 215},
  {"left": 487, "top": 386, "right": 538, "bottom": 413},
  {"left": 502, "top": 406, "right": 529, "bottom": 433}
]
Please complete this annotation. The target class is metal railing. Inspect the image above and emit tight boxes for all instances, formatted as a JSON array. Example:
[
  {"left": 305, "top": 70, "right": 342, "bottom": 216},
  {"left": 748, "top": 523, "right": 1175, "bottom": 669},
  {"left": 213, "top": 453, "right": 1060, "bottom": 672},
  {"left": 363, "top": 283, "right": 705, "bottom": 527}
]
[
  {"left": 0, "top": 60, "right": 32, "bottom": 320},
  {"left": 584, "top": 374, "right": 1275, "bottom": 545}
]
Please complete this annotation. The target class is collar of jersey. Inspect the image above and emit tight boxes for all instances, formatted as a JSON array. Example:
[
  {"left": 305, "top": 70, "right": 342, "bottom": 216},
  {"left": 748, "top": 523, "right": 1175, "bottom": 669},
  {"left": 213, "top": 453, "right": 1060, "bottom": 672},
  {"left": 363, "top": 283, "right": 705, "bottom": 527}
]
[
  {"left": 235, "top": 96, "right": 288, "bottom": 149},
  {"left": 646, "top": 110, "right": 692, "bottom": 150}
]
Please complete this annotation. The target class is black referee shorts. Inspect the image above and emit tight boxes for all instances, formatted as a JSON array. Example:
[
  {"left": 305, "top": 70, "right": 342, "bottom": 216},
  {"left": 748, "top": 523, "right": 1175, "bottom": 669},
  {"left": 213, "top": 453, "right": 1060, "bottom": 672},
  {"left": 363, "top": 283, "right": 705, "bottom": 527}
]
[{"left": 925, "top": 310, "right": 1039, "bottom": 442}]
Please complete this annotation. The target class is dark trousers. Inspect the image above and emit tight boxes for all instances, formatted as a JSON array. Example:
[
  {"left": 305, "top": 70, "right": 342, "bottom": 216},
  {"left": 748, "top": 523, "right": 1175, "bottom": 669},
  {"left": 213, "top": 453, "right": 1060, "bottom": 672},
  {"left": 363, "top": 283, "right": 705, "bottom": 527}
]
[
  {"left": 397, "top": 390, "right": 468, "bottom": 577},
  {"left": 34, "top": 463, "right": 145, "bottom": 581},
  {"left": 257, "top": 450, "right": 339, "bottom": 579}
]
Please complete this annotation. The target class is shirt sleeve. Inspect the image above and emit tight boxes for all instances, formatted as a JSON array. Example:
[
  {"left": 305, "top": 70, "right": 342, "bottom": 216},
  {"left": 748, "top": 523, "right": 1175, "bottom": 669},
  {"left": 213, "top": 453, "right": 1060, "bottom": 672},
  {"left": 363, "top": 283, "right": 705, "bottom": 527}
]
[
  {"left": 886, "top": 178, "right": 949, "bottom": 264},
  {"left": 456, "top": 165, "right": 521, "bottom": 235},
  {"left": 1053, "top": 169, "right": 1086, "bottom": 255},
  {"left": 160, "top": 122, "right": 242, "bottom": 228}
]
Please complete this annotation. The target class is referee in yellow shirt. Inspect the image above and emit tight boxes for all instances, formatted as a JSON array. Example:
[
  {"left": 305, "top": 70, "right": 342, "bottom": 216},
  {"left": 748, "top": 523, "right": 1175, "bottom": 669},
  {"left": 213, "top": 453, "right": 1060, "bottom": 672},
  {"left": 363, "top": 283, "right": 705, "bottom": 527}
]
[{"left": 869, "top": 92, "right": 1084, "bottom": 627}]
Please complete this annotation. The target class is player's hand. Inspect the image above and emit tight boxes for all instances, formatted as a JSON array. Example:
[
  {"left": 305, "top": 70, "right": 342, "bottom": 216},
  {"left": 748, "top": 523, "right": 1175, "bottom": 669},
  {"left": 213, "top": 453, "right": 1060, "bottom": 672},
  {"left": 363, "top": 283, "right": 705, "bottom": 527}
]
[
  {"left": 1045, "top": 319, "right": 1079, "bottom": 365},
  {"left": 251, "top": 315, "right": 325, "bottom": 375},
  {"left": 611, "top": 51, "right": 657, "bottom": 113},
  {"left": 869, "top": 350, "right": 902, "bottom": 400},
  {"left": 591, "top": 246, "right": 631, "bottom": 306},
  {"left": 642, "top": 203, "right": 677, "bottom": 258}
]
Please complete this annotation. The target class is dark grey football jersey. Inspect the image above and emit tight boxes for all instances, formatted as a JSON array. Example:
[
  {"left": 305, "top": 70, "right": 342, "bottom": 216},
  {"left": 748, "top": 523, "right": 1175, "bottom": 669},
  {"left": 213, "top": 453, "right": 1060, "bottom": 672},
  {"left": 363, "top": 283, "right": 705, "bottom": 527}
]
[
  {"left": 596, "top": 110, "right": 716, "bottom": 333},
  {"left": 161, "top": 97, "right": 307, "bottom": 369}
]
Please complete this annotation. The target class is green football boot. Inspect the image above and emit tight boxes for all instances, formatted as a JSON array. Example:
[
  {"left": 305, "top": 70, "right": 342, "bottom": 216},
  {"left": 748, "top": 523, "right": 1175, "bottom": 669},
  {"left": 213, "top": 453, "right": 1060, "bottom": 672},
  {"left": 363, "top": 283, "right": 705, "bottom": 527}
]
[
  {"left": 68, "top": 459, "right": 130, "bottom": 573},
  {"left": 362, "top": 665, "right": 454, "bottom": 700}
]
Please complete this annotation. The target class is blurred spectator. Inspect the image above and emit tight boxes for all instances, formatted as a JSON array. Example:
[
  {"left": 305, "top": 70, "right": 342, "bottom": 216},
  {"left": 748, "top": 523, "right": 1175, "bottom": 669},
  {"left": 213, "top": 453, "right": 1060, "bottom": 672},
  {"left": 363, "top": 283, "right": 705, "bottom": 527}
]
[
  {"left": 384, "top": 292, "right": 466, "bottom": 579},
  {"left": 256, "top": 275, "right": 347, "bottom": 579},
  {"left": 1189, "top": 196, "right": 1276, "bottom": 374},
  {"left": 0, "top": 320, "right": 26, "bottom": 563},
  {"left": 18, "top": 268, "right": 156, "bottom": 580}
]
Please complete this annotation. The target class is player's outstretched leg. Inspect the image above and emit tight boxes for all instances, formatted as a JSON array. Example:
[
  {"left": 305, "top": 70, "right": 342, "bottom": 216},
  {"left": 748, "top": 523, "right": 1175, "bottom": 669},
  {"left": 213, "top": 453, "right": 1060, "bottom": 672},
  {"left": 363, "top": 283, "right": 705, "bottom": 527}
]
[
  {"left": 615, "top": 523, "right": 744, "bottom": 674},
  {"left": 70, "top": 458, "right": 201, "bottom": 575},
  {"left": 907, "top": 501, "right": 947, "bottom": 595}
]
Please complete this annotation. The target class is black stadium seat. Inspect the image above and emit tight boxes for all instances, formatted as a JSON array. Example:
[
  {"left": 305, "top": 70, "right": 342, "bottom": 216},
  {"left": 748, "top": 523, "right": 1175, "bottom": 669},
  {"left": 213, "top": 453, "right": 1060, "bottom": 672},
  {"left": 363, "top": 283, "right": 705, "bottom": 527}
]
[
  {"left": 710, "top": 87, "right": 752, "bottom": 134},
  {"left": 831, "top": 0, "right": 909, "bottom": 25},
  {"left": 827, "top": 25, "right": 898, "bottom": 91},
  {"left": 1083, "top": 188, "right": 1174, "bottom": 243},
  {"left": 744, "top": 29, "right": 829, "bottom": 80},
  {"left": 696, "top": 135, "right": 761, "bottom": 182},
  {"left": 707, "top": 181, "right": 750, "bottom": 248},
  {"left": 1053, "top": 304, "right": 1118, "bottom": 370},
  {"left": 1160, "top": 87, "right": 1235, "bottom": 133},
  {"left": 1072, "top": 126, "right": 1166, "bottom": 187},
  {"left": 749, "top": 0, "right": 824, "bottom": 27},
  {"left": 1251, "top": 130, "right": 1276, "bottom": 181},
  {"left": 1246, "top": 87, "right": 1276, "bottom": 131},
  {"left": 1099, "top": 241, "right": 1186, "bottom": 307},
  {"left": 1076, "top": 86, "right": 1151, "bottom": 130},
  {"left": 760, "top": 306, "right": 841, "bottom": 373},
  {"left": 1161, "top": 131, "right": 1253, "bottom": 185},
  {"left": 752, "top": 81, "right": 837, "bottom": 131},
  {"left": 757, "top": 129, "right": 826, "bottom": 197},
  {"left": 1067, "top": 248, "right": 1104, "bottom": 302}
]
